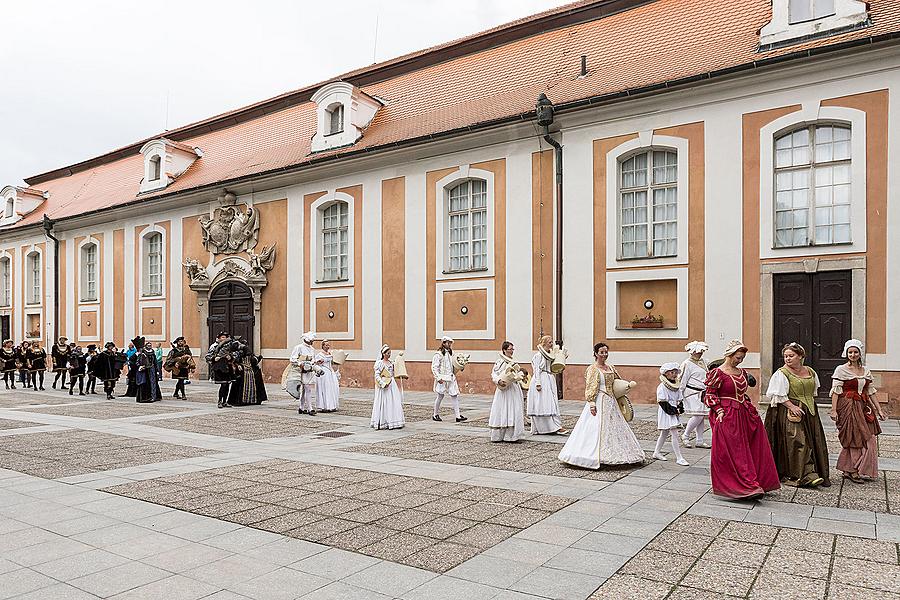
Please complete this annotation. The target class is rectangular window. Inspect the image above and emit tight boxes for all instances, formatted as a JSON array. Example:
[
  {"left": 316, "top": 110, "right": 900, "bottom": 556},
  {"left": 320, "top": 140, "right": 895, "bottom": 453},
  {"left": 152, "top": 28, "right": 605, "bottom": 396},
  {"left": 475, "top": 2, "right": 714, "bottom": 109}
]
[
  {"left": 322, "top": 203, "right": 349, "bottom": 281},
  {"left": 146, "top": 234, "right": 162, "bottom": 296},
  {"left": 774, "top": 124, "right": 851, "bottom": 248},
  {"left": 0, "top": 259, "right": 9, "bottom": 307},
  {"left": 83, "top": 245, "right": 97, "bottom": 301},
  {"left": 447, "top": 179, "right": 488, "bottom": 272},
  {"left": 789, "top": 0, "right": 836, "bottom": 24},
  {"left": 28, "top": 254, "right": 40, "bottom": 304},
  {"left": 619, "top": 150, "right": 677, "bottom": 259}
]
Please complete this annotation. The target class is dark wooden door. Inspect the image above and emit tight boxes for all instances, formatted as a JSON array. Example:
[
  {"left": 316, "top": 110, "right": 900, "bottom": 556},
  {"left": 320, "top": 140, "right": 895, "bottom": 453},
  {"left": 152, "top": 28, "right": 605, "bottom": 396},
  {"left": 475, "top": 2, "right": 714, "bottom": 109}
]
[
  {"left": 773, "top": 271, "right": 851, "bottom": 399},
  {"left": 208, "top": 282, "right": 255, "bottom": 351},
  {"left": 0, "top": 316, "right": 9, "bottom": 342}
]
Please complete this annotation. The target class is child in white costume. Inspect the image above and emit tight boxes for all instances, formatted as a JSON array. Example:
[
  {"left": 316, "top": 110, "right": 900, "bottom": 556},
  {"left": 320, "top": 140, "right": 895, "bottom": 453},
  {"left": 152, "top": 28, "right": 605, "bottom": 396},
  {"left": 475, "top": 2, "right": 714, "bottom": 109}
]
[
  {"left": 488, "top": 341, "right": 526, "bottom": 442},
  {"left": 679, "top": 341, "right": 711, "bottom": 448},
  {"left": 654, "top": 362, "right": 689, "bottom": 465},
  {"left": 314, "top": 339, "right": 340, "bottom": 413},
  {"left": 432, "top": 336, "right": 467, "bottom": 422},
  {"left": 288, "top": 331, "right": 323, "bottom": 415},
  {"left": 372, "top": 345, "right": 405, "bottom": 430}
]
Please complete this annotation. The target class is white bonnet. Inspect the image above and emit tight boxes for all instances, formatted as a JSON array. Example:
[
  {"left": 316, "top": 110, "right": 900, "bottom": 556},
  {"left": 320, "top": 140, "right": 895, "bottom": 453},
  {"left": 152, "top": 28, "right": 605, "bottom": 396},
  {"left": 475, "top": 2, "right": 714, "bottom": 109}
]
[
  {"left": 659, "top": 362, "right": 680, "bottom": 374},
  {"left": 684, "top": 341, "right": 708, "bottom": 354},
  {"left": 842, "top": 339, "right": 864, "bottom": 358},
  {"left": 302, "top": 331, "right": 316, "bottom": 343},
  {"left": 441, "top": 335, "right": 454, "bottom": 343}
]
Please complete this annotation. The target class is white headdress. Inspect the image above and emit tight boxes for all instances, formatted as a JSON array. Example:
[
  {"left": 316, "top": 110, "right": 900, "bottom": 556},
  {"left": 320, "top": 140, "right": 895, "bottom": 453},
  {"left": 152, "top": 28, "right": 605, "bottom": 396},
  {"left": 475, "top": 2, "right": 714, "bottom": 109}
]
[
  {"left": 841, "top": 339, "right": 864, "bottom": 358},
  {"left": 659, "top": 362, "right": 680, "bottom": 374},
  {"left": 723, "top": 339, "right": 749, "bottom": 357},
  {"left": 380, "top": 344, "right": 391, "bottom": 357},
  {"left": 302, "top": 331, "right": 316, "bottom": 343},
  {"left": 441, "top": 335, "right": 454, "bottom": 343},
  {"left": 684, "top": 341, "right": 708, "bottom": 354}
]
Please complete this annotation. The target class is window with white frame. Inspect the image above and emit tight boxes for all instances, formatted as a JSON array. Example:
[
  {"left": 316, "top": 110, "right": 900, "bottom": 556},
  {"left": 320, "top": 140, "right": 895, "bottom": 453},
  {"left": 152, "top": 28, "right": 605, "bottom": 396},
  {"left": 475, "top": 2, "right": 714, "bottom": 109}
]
[
  {"left": 789, "top": 0, "right": 835, "bottom": 23},
  {"left": 321, "top": 202, "right": 348, "bottom": 281},
  {"left": 0, "top": 257, "right": 9, "bottom": 307},
  {"left": 327, "top": 104, "right": 344, "bottom": 135},
  {"left": 149, "top": 155, "right": 161, "bottom": 181},
  {"left": 447, "top": 179, "right": 488, "bottom": 272},
  {"left": 774, "top": 124, "right": 851, "bottom": 248},
  {"left": 618, "top": 149, "right": 678, "bottom": 259},
  {"left": 3, "top": 198, "right": 13, "bottom": 218},
  {"left": 81, "top": 243, "right": 98, "bottom": 301},
  {"left": 144, "top": 232, "right": 163, "bottom": 296},
  {"left": 26, "top": 252, "right": 40, "bottom": 305}
]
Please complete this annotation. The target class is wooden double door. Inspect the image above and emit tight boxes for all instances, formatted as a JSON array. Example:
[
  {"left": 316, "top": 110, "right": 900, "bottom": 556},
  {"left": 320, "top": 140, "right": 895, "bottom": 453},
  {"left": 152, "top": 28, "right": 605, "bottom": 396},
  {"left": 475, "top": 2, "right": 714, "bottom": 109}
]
[
  {"left": 773, "top": 270, "right": 852, "bottom": 399},
  {"left": 207, "top": 282, "right": 255, "bottom": 351}
]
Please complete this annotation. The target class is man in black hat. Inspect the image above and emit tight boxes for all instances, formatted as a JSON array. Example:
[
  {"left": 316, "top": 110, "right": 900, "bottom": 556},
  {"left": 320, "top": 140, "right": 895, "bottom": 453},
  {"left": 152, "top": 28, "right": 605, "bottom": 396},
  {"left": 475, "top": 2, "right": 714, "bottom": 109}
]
[
  {"left": 133, "top": 337, "right": 161, "bottom": 403},
  {"left": 206, "top": 331, "right": 236, "bottom": 408},
  {"left": 51, "top": 336, "right": 70, "bottom": 389},
  {"left": 84, "top": 344, "right": 98, "bottom": 394},
  {"left": 93, "top": 342, "right": 125, "bottom": 400}
]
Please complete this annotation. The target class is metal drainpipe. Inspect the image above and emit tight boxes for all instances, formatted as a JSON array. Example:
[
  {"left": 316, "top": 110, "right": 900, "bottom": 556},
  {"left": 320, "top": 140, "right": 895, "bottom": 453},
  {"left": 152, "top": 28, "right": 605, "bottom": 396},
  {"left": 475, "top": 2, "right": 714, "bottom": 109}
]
[
  {"left": 42, "top": 214, "right": 60, "bottom": 343},
  {"left": 536, "top": 93, "right": 564, "bottom": 398}
]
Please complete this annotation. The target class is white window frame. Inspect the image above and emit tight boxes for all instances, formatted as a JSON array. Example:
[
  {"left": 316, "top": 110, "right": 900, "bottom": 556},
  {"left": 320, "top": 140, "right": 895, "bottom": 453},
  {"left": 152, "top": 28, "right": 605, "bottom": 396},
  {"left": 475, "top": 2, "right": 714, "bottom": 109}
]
[
  {"left": 445, "top": 178, "right": 489, "bottom": 273},
  {"left": 789, "top": 0, "right": 835, "bottom": 24},
  {"left": 326, "top": 103, "right": 344, "bottom": 135},
  {"left": 760, "top": 0, "right": 868, "bottom": 48},
  {"left": 25, "top": 250, "right": 41, "bottom": 305},
  {"left": 80, "top": 240, "right": 99, "bottom": 302},
  {"left": 434, "top": 166, "right": 495, "bottom": 280},
  {"left": 319, "top": 201, "right": 349, "bottom": 282},
  {"left": 605, "top": 133, "right": 689, "bottom": 269},
  {"left": 3, "top": 198, "right": 13, "bottom": 218},
  {"left": 0, "top": 255, "right": 10, "bottom": 307},
  {"left": 311, "top": 191, "right": 355, "bottom": 288},
  {"left": 140, "top": 227, "right": 165, "bottom": 298},
  {"left": 616, "top": 148, "right": 679, "bottom": 260},
  {"left": 149, "top": 155, "right": 161, "bottom": 181},
  {"left": 759, "top": 104, "right": 866, "bottom": 259}
]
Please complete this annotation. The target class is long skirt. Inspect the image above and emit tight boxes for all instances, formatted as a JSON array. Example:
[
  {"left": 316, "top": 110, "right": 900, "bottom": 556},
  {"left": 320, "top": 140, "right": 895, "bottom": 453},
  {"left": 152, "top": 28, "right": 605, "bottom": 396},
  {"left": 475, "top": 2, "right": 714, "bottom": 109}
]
[
  {"left": 489, "top": 386, "right": 525, "bottom": 442},
  {"left": 316, "top": 369, "right": 340, "bottom": 411},
  {"left": 558, "top": 393, "right": 645, "bottom": 469},
  {"left": 527, "top": 372, "right": 561, "bottom": 434},
  {"left": 835, "top": 394, "right": 881, "bottom": 478},
  {"left": 710, "top": 397, "right": 781, "bottom": 498},
  {"left": 228, "top": 367, "right": 267, "bottom": 406},
  {"left": 764, "top": 403, "right": 830, "bottom": 486},
  {"left": 371, "top": 381, "right": 405, "bottom": 430}
]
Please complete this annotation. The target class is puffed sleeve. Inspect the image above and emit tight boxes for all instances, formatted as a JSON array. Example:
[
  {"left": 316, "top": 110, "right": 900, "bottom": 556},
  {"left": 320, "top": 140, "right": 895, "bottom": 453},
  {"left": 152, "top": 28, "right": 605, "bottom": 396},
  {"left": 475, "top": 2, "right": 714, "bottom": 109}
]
[
  {"left": 373, "top": 360, "right": 388, "bottom": 388},
  {"left": 865, "top": 367, "right": 878, "bottom": 396},
  {"left": 584, "top": 366, "right": 598, "bottom": 404},
  {"left": 829, "top": 378, "right": 844, "bottom": 396},
  {"left": 431, "top": 354, "right": 441, "bottom": 379},
  {"left": 765, "top": 370, "right": 789, "bottom": 405},
  {"left": 491, "top": 360, "right": 504, "bottom": 385},
  {"left": 656, "top": 383, "right": 668, "bottom": 402},
  {"left": 704, "top": 368, "right": 722, "bottom": 410}
]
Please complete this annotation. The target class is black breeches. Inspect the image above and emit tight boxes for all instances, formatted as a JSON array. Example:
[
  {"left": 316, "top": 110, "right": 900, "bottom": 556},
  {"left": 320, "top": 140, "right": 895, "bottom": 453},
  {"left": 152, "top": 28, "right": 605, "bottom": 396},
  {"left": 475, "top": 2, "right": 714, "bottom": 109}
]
[
  {"left": 69, "top": 375, "right": 84, "bottom": 393},
  {"left": 30, "top": 371, "right": 44, "bottom": 388},
  {"left": 218, "top": 382, "right": 230, "bottom": 403},
  {"left": 175, "top": 379, "right": 186, "bottom": 397},
  {"left": 3, "top": 372, "right": 13, "bottom": 386},
  {"left": 103, "top": 380, "right": 116, "bottom": 396},
  {"left": 54, "top": 370, "right": 67, "bottom": 386},
  {"left": 87, "top": 375, "right": 96, "bottom": 393}
]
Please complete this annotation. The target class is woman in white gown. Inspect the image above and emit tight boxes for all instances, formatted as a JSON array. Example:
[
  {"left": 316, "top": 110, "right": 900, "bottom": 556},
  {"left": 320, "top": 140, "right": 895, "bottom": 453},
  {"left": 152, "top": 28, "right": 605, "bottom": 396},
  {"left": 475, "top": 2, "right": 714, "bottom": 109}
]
[
  {"left": 559, "top": 342, "right": 645, "bottom": 468},
  {"left": 527, "top": 335, "right": 566, "bottom": 435},
  {"left": 371, "top": 345, "right": 405, "bottom": 430},
  {"left": 314, "top": 340, "right": 340, "bottom": 412},
  {"left": 489, "top": 341, "right": 526, "bottom": 442}
]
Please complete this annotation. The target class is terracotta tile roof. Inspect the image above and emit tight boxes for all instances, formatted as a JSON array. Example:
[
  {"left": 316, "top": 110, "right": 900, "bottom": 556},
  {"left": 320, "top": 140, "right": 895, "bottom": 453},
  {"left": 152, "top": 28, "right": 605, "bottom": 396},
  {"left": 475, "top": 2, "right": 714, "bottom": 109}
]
[{"left": 10, "top": 0, "right": 900, "bottom": 230}]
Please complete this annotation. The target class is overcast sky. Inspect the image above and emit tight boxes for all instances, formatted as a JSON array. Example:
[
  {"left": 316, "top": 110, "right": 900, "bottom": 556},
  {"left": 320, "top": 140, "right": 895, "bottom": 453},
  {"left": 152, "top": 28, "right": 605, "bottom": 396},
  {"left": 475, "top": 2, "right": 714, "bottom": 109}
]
[{"left": 0, "top": 0, "right": 570, "bottom": 187}]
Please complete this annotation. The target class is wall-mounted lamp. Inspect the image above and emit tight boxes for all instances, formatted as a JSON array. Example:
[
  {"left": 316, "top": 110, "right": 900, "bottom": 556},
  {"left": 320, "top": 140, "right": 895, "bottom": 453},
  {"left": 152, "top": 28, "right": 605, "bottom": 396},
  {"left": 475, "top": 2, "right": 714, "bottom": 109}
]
[
  {"left": 86, "top": 320, "right": 91, "bottom": 327},
  {"left": 149, "top": 318, "right": 155, "bottom": 325},
  {"left": 328, "top": 311, "right": 335, "bottom": 319},
  {"left": 643, "top": 299, "right": 654, "bottom": 310},
  {"left": 460, "top": 306, "right": 468, "bottom": 315}
]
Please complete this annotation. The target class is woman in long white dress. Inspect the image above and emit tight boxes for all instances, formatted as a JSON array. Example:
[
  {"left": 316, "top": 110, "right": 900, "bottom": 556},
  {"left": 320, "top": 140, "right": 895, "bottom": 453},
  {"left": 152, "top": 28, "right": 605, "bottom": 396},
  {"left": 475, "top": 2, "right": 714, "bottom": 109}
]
[
  {"left": 314, "top": 340, "right": 340, "bottom": 413},
  {"left": 371, "top": 345, "right": 405, "bottom": 430},
  {"left": 527, "top": 335, "right": 566, "bottom": 435},
  {"left": 489, "top": 341, "right": 526, "bottom": 442},
  {"left": 559, "top": 342, "right": 645, "bottom": 468}
]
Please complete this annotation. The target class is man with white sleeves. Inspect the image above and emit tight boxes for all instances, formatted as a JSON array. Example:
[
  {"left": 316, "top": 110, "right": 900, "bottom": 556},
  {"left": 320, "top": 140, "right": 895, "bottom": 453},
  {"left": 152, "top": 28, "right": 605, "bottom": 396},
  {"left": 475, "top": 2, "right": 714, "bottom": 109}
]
[
  {"left": 289, "top": 331, "right": 322, "bottom": 415},
  {"left": 432, "top": 336, "right": 467, "bottom": 422},
  {"left": 679, "top": 340, "right": 711, "bottom": 448}
]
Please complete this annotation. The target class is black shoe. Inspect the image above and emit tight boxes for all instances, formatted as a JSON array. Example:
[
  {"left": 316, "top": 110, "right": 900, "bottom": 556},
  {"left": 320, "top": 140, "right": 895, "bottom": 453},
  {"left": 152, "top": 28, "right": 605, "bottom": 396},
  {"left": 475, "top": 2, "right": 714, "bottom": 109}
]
[
  {"left": 309, "top": 410, "right": 317, "bottom": 416},
  {"left": 217, "top": 401, "right": 225, "bottom": 408},
  {"left": 68, "top": 389, "right": 73, "bottom": 395},
  {"left": 298, "top": 408, "right": 307, "bottom": 415},
  {"left": 456, "top": 415, "right": 468, "bottom": 422},
  {"left": 432, "top": 415, "right": 442, "bottom": 422}
]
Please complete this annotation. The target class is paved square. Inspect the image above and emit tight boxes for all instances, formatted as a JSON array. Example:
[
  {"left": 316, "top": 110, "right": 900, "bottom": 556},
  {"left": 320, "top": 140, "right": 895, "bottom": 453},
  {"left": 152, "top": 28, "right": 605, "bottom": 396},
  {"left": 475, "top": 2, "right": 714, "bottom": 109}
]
[
  {"left": 0, "top": 429, "right": 213, "bottom": 478},
  {"left": 102, "top": 458, "right": 575, "bottom": 572},
  {"left": 346, "top": 431, "right": 646, "bottom": 480},
  {"left": 754, "top": 467, "right": 900, "bottom": 514},
  {"left": 17, "top": 401, "right": 181, "bottom": 420},
  {"left": 0, "top": 417, "right": 40, "bottom": 430},
  {"left": 147, "top": 411, "right": 349, "bottom": 440}
]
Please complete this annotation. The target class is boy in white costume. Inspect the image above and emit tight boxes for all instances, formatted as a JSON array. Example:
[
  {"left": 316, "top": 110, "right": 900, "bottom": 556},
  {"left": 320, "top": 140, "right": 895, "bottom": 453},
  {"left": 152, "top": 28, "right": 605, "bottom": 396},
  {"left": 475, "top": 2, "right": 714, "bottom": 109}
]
[
  {"left": 654, "top": 362, "right": 689, "bottom": 465},
  {"left": 289, "top": 331, "right": 323, "bottom": 415},
  {"left": 679, "top": 340, "right": 711, "bottom": 448},
  {"left": 432, "top": 336, "right": 467, "bottom": 422},
  {"left": 489, "top": 341, "right": 526, "bottom": 442}
]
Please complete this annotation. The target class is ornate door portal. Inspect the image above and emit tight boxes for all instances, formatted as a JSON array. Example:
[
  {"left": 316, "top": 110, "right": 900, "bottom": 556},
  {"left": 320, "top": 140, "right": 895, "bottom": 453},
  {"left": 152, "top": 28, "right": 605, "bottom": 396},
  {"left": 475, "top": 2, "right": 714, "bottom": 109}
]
[{"left": 207, "top": 282, "right": 255, "bottom": 351}]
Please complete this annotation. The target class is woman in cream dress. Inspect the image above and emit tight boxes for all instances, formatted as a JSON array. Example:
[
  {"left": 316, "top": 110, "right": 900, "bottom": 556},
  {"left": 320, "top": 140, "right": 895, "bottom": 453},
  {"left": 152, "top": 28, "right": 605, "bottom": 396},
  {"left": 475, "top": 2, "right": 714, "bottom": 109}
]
[
  {"left": 314, "top": 340, "right": 340, "bottom": 413},
  {"left": 488, "top": 341, "right": 526, "bottom": 442},
  {"left": 527, "top": 335, "right": 566, "bottom": 434},
  {"left": 371, "top": 345, "right": 405, "bottom": 430},
  {"left": 559, "top": 342, "right": 645, "bottom": 468}
]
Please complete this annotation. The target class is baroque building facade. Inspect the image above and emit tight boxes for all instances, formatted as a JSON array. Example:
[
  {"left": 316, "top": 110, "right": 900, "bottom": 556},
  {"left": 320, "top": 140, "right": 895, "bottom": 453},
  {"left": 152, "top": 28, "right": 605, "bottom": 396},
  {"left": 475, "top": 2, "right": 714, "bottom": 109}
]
[{"left": 2, "top": 0, "right": 899, "bottom": 413}]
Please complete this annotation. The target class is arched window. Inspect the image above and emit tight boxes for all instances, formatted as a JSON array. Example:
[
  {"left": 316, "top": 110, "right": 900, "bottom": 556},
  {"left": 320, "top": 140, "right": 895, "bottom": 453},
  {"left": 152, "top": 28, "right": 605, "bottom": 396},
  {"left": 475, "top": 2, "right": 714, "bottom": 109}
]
[
  {"left": 0, "top": 257, "right": 10, "bottom": 307},
  {"left": 149, "top": 155, "right": 161, "bottom": 181},
  {"left": 774, "top": 124, "right": 851, "bottom": 247},
  {"left": 447, "top": 179, "right": 488, "bottom": 272},
  {"left": 321, "top": 202, "right": 348, "bottom": 281},
  {"left": 80, "top": 243, "right": 98, "bottom": 301},
  {"left": 26, "top": 252, "right": 40, "bottom": 305},
  {"left": 789, "top": 0, "right": 835, "bottom": 24},
  {"left": 618, "top": 149, "right": 678, "bottom": 259},
  {"left": 143, "top": 232, "right": 163, "bottom": 296},
  {"left": 3, "top": 198, "right": 13, "bottom": 218},
  {"left": 327, "top": 104, "right": 344, "bottom": 135}
]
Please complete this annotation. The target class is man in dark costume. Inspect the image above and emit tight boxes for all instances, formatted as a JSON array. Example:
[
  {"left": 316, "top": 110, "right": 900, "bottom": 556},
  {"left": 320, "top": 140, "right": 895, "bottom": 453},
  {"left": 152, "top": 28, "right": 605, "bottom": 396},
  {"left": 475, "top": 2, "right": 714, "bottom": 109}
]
[
  {"left": 133, "top": 337, "right": 161, "bottom": 403},
  {"left": 27, "top": 341, "right": 47, "bottom": 390},
  {"left": 67, "top": 346, "right": 87, "bottom": 396},
  {"left": 227, "top": 337, "right": 267, "bottom": 406},
  {"left": 122, "top": 343, "right": 138, "bottom": 397},
  {"left": 92, "top": 342, "right": 126, "bottom": 400},
  {"left": 51, "top": 336, "right": 70, "bottom": 389},
  {"left": 1, "top": 340, "right": 16, "bottom": 389},
  {"left": 85, "top": 344, "right": 99, "bottom": 394},
  {"left": 17, "top": 341, "right": 31, "bottom": 388},
  {"left": 164, "top": 337, "right": 194, "bottom": 400},
  {"left": 206, "top": 331, "right": 238, "bottom": 408}
]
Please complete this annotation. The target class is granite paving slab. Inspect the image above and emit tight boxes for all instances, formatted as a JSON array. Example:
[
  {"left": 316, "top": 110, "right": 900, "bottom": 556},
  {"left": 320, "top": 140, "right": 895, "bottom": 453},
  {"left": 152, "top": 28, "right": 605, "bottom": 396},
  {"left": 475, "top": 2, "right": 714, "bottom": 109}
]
[
  {"left": 102, "top": 458, "right": 575, "bottom": 573},
  {"left": 754, "top": 467, "right": 900, "bottom": 514},
  {"left": 146, "top": 411, "right": 347, "bottom": 440},
  {"left": 0, "top": 418, "right": 41, "bottom": 430},
  {"left": 345, "top": 431, "right": 646, "bottom": 481},
  {"left": 18, "top": 401, "right": 181, "bottom": 419}
]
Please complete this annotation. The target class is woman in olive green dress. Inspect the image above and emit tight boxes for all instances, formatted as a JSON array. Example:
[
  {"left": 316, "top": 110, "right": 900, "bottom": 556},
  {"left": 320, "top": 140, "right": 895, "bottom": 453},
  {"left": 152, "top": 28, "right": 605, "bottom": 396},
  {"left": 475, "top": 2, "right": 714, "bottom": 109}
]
[{"left": 764, "top": 342, "right": 830, "bottom": 487}]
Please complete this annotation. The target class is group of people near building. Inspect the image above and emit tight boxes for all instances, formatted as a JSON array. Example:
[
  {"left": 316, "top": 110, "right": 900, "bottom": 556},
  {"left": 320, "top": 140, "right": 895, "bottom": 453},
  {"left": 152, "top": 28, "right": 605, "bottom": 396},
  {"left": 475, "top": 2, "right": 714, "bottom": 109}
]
[
  {"left": 0, "top": 339, "right": 48, "bottom": 390},
  {"left": 205, "top": 331, "right": 266, "bottom": 408}
]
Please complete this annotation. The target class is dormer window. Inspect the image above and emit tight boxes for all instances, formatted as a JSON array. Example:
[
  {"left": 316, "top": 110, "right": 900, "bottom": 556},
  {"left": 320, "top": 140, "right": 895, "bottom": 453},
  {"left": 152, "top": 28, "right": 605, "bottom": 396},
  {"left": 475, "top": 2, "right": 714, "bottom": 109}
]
[
  {"left": 327, "top": 104, "right": 344, "bottom": 135},
  {"left": 760, "top": 0, "right": 868, "bottom": 50},
  {"left": 139, "top": 138, "right": 202, "bottom": 194},
  {"left": 3, "top": 198, "right": 12, "bottom": 218},
  {"left": 310, "top": 81, "right": 382, "bottom": 153},
  {"left": 149, "top": 155, "right": 161, "bottom": 181},
  {"left": 0, "top": 186, "right": 47, "bottom": 227}
]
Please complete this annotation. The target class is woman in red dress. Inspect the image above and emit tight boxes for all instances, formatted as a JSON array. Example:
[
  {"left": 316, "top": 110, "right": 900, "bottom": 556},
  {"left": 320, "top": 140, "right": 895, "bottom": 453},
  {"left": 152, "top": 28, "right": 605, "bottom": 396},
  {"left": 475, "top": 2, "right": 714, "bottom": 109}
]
[{"left": 704, "top": 340, "right": 780, "bottom": 499}]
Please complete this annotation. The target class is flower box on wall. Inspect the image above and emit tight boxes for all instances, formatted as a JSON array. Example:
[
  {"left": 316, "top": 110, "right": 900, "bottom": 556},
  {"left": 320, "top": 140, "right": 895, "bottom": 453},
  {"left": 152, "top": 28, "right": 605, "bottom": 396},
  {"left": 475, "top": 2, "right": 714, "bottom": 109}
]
[{"left": 630, "top": 321, "right": 664, "bottom": 329}]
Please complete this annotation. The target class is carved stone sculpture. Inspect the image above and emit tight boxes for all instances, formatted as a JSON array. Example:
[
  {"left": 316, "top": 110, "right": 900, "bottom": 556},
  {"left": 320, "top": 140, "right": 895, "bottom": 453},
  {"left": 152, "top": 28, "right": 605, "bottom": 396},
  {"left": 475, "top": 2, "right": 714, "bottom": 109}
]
[
  {"left": 183, "top": 258, "right": 209, "bottom": 282},
  {"left": 199, "top": 203, "right": 260, "bottom": 254},
  {"left": 249, "top": 243, "right": 277, "bottom": 278}
]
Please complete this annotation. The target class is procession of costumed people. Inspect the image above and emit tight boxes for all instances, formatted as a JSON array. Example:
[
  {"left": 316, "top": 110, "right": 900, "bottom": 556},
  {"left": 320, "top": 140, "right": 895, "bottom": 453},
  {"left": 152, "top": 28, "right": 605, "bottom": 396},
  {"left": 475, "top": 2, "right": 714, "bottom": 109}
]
[{"left": 2, "top": 329, "right": 887, "bottom": 496}]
